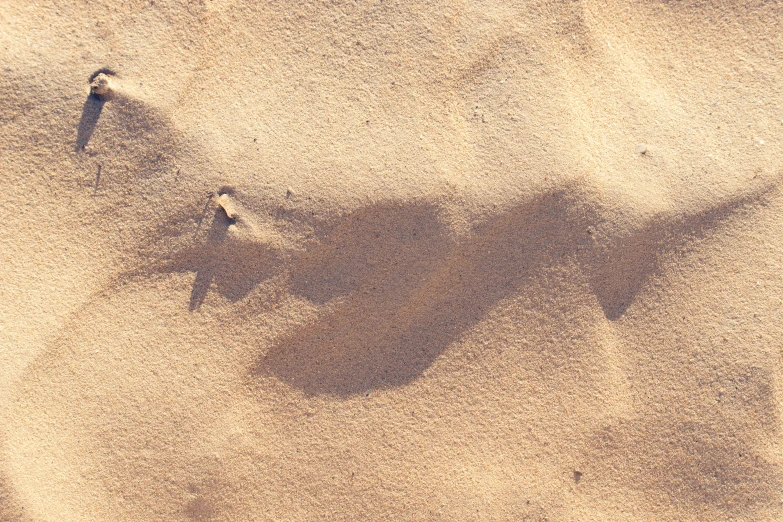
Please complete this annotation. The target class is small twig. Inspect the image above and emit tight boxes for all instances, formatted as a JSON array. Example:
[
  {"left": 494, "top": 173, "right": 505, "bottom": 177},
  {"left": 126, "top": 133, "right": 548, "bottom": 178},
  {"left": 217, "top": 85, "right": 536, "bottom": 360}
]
[
  {"left": 94, "top": 164, "right": 102, "bottom": 194},
  {"left": 193, "top": 192, "right": 215, "bottom": 238}
]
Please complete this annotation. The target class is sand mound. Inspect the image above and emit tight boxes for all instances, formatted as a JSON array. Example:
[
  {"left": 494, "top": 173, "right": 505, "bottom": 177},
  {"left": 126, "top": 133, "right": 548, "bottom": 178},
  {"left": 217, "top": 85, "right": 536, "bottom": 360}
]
[{"left": 2, "top": 1, "right": 782, "bottom": 520}]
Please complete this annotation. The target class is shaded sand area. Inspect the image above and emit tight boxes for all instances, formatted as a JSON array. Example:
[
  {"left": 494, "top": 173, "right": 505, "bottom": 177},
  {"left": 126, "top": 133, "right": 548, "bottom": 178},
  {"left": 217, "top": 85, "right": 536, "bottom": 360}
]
[{"left": 1, "top": 1, "right": 782, "bottom": 520}]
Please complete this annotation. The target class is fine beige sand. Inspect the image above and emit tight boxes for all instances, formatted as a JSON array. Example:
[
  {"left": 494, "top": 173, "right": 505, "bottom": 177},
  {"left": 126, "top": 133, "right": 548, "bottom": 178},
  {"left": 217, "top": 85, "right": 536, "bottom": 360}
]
[{"left": 1, "top": 1, "right": 782, "bottom": 520}]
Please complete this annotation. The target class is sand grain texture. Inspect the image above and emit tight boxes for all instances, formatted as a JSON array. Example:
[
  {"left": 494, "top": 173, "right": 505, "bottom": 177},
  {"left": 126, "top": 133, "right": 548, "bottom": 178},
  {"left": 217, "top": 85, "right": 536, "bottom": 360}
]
[{"left": 1, "top": 1, "right": 782, "bottom": 520}]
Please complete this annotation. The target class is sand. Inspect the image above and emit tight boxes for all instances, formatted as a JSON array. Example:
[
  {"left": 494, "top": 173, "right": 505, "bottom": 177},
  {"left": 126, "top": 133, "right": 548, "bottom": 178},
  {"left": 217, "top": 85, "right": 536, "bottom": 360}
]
[{"left": 1, "top": 1, "right": 782, "bottom": 520}]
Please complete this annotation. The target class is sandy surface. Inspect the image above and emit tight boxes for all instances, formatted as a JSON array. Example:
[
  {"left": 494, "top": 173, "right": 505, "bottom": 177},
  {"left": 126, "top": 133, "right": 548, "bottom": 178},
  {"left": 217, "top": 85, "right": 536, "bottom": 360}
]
[{"left": 1, "top": 1, "right": 782, "bottom": 520}]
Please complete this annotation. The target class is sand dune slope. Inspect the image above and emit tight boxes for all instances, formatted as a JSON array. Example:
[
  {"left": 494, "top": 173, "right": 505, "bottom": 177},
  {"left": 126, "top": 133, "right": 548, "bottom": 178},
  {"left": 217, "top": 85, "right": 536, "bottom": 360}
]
[{"left": 1, "top": 1, "right": 782, "bottom": 520}]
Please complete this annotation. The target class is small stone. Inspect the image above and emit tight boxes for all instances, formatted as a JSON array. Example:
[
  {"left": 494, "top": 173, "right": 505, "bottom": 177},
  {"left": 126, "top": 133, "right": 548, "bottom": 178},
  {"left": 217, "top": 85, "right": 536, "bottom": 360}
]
[
  {"left": 574, "top": 470, "right": 583, "bottom": 483},
  {"left": 636, "top": 144, "right": 648, "bottom": 154},
  {"left": 90, "top": 73, "right": 115, "bottom": 99},
  {"left": 217, "top": 193, "right": 238, "bottom": 219}
]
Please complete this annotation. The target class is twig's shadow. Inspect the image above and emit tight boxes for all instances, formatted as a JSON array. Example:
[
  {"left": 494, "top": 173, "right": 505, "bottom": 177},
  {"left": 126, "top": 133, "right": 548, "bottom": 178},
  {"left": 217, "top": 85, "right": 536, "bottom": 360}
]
[
  {"left": 76, "top": 94, "right": 105, "bottom": 150},
  {"left": 189, "top": 209, "right": 232, "bottom": 311},
  {"left": 156, "top": 206, "right": 278, "bottom": 311}
]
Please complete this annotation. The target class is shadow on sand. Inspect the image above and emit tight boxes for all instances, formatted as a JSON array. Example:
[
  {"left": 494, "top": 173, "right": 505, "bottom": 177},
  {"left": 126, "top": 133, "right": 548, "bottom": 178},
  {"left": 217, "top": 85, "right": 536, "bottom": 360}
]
[
  {"left": 252, "top": 180, "right": 778, "bottom": 396},
  {"left": 75, "top": 93, "right": 105, "bottom": 150}
]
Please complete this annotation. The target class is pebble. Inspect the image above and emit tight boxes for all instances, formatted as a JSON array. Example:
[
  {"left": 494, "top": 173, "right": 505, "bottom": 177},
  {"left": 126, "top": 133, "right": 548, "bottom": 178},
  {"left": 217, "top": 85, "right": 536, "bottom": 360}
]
[
  {"left": 217, "top": 193, "right": 238, "bottom": 219},
  {"left": 90, "top": 73, "right": 115, "bottom": 99},
  {"left": 636, "top": 144, "right": 648, "bottom": 154}
]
